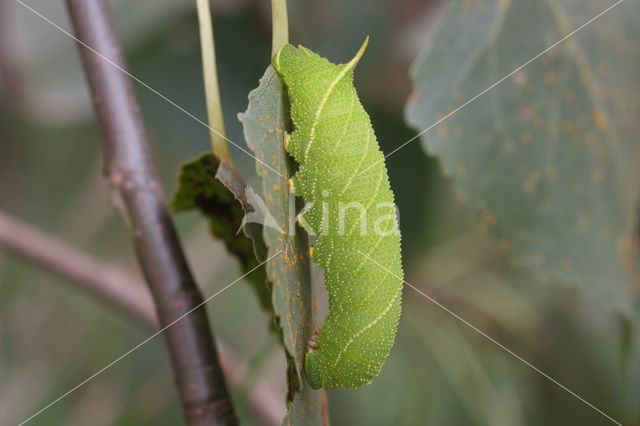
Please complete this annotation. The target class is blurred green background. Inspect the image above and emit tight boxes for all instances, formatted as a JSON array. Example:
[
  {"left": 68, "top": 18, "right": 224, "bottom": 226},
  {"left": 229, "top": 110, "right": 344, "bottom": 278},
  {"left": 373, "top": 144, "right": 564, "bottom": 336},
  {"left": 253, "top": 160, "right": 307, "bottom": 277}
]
[{"left": 1, "top": 0, "right": 637, "bottom": 425}]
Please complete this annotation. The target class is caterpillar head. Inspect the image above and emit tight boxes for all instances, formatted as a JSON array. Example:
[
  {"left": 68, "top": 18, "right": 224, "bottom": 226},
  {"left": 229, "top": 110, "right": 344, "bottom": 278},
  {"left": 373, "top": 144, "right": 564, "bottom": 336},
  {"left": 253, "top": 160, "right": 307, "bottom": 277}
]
[{"left": 273, "top": 44, "right": 307, "bottom": 76}]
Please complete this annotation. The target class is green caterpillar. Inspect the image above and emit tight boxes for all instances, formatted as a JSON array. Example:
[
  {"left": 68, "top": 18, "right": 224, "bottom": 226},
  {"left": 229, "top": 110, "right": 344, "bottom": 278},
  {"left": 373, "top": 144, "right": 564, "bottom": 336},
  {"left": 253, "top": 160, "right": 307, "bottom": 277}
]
[{"left": 273, "top": 38, "right": 404, "bottom": 389}]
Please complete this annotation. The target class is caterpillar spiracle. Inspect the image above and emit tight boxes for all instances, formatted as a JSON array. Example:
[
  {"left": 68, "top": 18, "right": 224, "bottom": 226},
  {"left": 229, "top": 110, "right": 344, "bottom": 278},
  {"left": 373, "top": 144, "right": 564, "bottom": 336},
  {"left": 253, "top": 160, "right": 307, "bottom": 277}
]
[{"left": 273, "top": 38, "right": 404, "bottom": 389}]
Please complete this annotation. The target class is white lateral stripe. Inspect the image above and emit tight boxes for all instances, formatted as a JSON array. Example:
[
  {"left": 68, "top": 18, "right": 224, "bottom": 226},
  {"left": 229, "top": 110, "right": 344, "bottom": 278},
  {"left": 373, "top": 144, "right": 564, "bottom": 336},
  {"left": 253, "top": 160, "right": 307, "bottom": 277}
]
[
  {"left": 333, "top": 289, "right": 400, "bottom": 368},
  {"left": 304, "top": 64, "right": 356, "bottom": 161}
]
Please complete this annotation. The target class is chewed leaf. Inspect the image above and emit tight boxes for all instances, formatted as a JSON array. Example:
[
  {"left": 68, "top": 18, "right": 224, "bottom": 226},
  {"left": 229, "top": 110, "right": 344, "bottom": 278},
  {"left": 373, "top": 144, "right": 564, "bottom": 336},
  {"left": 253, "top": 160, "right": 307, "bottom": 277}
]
[
  {"left": 172, "top": 153, "right": 271, "bottom": 311},
  {"left": 406, "top": 0, "right": 640, "bottom": 309}
]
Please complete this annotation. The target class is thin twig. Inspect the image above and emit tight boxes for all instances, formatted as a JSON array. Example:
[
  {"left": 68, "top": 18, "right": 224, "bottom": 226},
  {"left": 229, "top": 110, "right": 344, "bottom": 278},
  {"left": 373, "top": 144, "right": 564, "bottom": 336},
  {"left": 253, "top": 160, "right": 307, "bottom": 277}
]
[
  {"left": 196, "top": 0, "right": 232, "bottom": 163},
  {"left": 0, "top": 210, "right": 283, "bottom": 426},
  {"left": 271, "top": 0, "right": 289, "bottom": 57},
  {"left": 64, "top": 0, "right": 236, "bottom": 424}
]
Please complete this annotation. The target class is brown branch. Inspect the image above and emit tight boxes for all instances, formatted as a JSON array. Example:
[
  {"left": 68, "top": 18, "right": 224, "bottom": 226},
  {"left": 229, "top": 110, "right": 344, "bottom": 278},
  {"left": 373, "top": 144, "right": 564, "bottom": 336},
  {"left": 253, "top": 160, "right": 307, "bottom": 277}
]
[
  {"left": 64, "top": 0, "right": 235, "bottom": 424},
  {"left": 0, "top": 210, "right": 283, "bottom": 425},
  {"left": 0, "top": 210, "right": 157, "bottom": 327}
]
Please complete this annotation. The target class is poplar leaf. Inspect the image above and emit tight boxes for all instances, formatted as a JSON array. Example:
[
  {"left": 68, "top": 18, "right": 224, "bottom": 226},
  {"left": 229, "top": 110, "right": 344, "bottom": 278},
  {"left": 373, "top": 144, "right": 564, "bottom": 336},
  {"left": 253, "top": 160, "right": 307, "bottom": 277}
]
[
  {"left": 406, "top": 0, "right": 640, "bottom": 308},
  {"left": 239, "top": 66, "right": 326, "bottom": 425}
]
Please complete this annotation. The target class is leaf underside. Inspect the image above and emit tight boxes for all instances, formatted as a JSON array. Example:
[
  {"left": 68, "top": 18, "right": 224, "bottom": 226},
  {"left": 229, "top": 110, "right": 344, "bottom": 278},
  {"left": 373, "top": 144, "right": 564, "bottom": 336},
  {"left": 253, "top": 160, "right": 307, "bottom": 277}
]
[{"left": 239, "top": 66, "right": 326, "bottom": 425}]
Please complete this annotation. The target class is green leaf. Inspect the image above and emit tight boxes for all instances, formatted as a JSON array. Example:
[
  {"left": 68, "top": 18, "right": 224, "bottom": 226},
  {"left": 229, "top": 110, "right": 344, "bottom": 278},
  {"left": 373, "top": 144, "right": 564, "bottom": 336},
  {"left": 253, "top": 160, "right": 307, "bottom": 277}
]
[
  {"left": 238, "top": 66, "right": 326, "bottom": 424},
  {"left": 406, "top": 0, "right": 640, "bottom": 309},
  {"left": 172, "top": 153, "right": 271, "bottom": 310}
]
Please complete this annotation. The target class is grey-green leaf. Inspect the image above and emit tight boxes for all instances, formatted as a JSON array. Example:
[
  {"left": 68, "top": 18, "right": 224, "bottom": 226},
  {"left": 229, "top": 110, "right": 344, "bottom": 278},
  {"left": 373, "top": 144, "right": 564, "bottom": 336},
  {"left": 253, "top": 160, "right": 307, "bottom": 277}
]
[
  {"left": 238, "top": 65, "right": 326, "bottom": 425},
  {"left": 406, "top": 0, "right": 640, "bottom": 309}
]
